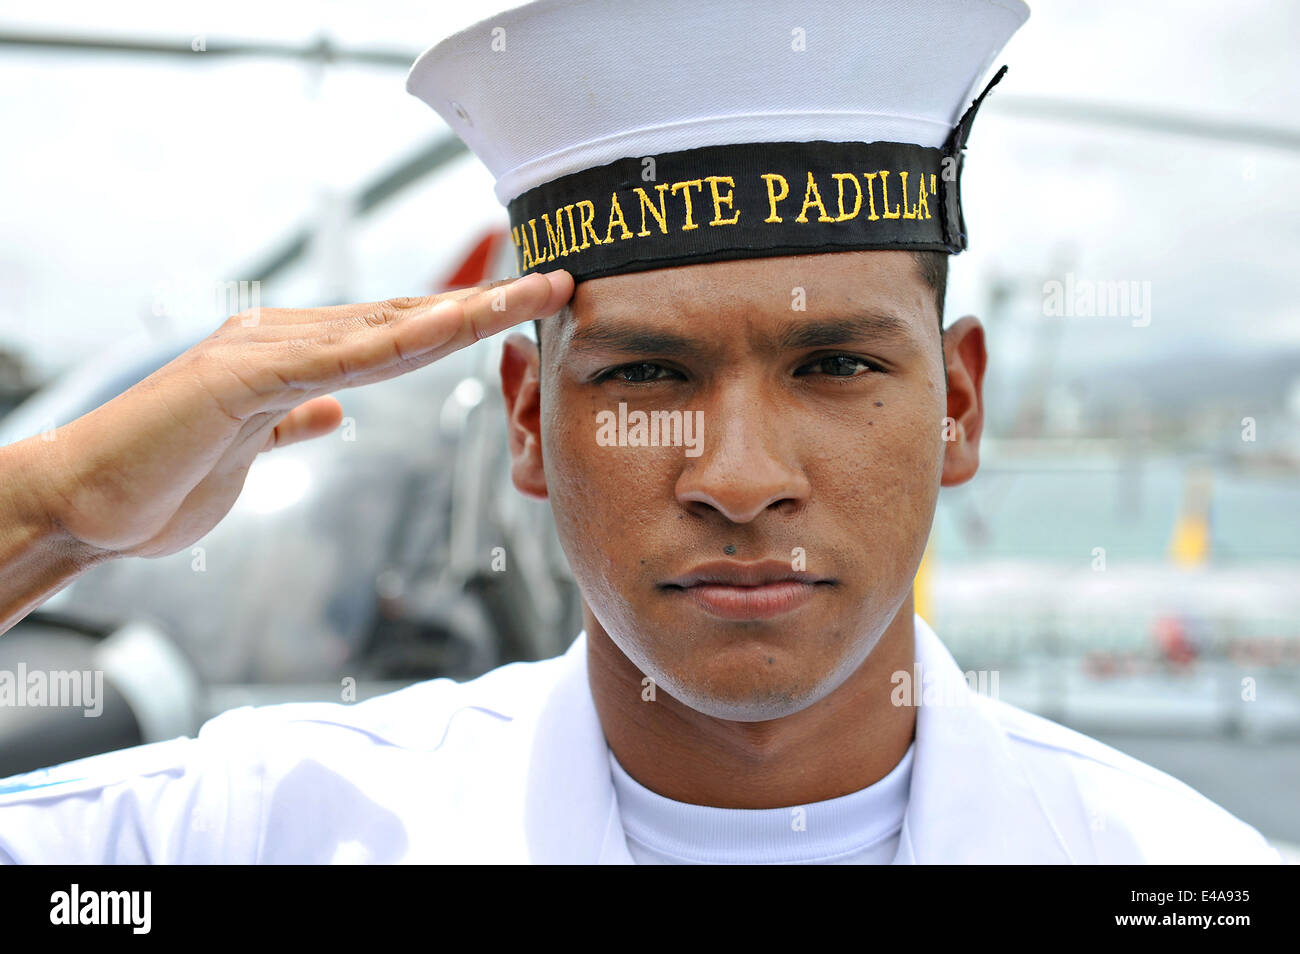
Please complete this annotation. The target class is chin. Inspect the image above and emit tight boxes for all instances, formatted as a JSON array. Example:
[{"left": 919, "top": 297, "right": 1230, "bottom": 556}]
[
  {"left": 654, "top": 645, "right": 843, "bottom": 722},
  {"left": 666, "top": 677, "right": 827, "bottom": 722}
]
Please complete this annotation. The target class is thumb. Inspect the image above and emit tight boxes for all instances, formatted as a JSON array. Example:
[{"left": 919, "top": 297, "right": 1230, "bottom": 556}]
[{"left": 262, "top": 396, "right": 345, "bottom": 451}]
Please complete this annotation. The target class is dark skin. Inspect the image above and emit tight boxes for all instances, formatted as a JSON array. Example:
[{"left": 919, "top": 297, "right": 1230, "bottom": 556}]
[{"left": 500, "top": 249, "right": 987, "bottom": 808}]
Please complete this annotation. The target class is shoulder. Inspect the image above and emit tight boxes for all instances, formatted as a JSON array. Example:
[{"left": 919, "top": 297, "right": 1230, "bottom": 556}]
[
  {"left": 0, "top": 650, "right": 573, "bottom": 863},
  {"left": 213, "top": 648, "right": 576, "bottom": 752},
  {"left": 978, "top": 695, "right": 1280, "bottom": 863},
  {"left": 0, "top": 725, "right": 252, "bottom": 863},
  {"left": 0, "top": 734, "right": 197, "bottom": 807}
]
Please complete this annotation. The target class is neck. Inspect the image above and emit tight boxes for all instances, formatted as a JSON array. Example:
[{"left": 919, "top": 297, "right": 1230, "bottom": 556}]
[{"left": 587, "top": 599, "right": 918, "bottom": 808}]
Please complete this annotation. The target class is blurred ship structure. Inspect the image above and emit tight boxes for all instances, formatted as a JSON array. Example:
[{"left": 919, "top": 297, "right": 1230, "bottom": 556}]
[{"left": 918, "top": 254, "right": 1300, "bottom": 744}]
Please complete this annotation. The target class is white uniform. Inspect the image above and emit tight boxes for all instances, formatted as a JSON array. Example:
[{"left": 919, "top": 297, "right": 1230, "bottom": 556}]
[{"left": 0, "top": 616, "right": 1280, "bottom": 864}]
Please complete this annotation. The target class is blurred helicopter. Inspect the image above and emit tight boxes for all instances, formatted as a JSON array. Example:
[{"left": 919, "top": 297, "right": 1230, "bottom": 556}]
[{"left": 0, "top": 230, "right": 583, "bottom": 776}]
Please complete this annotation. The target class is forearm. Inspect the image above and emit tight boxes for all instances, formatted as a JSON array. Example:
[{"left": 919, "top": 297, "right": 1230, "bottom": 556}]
[{"left": 0, "top": 437, "right": 110, "bottom": 635}]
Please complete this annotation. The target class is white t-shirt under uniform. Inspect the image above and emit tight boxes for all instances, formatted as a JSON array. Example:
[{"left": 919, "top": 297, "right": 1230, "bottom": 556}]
[{"left": 608, "top": 742, "right": 914, "bottom": 865}]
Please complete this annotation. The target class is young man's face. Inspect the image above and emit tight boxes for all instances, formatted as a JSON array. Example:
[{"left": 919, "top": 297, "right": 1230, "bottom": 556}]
[{"left": 501, "top": 249, "right": 984, "bottom": 721}]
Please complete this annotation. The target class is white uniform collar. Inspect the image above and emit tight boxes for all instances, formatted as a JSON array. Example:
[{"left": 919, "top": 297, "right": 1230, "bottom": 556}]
[
  {"left": 515, "top": 629, "right": 634, "bottom": 863},
  {"left": 519, "top": 615, "right": 1073, "bottom": 864},
  {"left": 896, "top": 615, "right": 1074, "bottom": 863}
]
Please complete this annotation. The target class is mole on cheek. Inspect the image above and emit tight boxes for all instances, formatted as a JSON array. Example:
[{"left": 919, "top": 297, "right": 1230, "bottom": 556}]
[{"left": 874, "top": 401, "right": 884, "bottom": 408}]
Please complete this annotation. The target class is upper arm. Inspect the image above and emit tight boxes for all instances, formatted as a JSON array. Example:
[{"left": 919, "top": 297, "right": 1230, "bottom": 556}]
[{"left": 0, "top": 707, "right": 266, "bottom": 864}]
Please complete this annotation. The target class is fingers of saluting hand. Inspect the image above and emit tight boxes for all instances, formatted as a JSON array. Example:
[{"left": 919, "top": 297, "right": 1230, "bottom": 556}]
[
  {"left": 388, "top": 268, "right": 572, "bottom": 360},
  {"left": 215, "top": 269, "right": 573, "bottom": 418},
  {"left": 318, "top": 269, "right": 571, "bottom": 378}
]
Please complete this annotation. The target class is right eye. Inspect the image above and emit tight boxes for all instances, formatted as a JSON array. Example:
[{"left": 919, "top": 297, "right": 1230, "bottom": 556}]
[{"left": 594, "top": 362, "right": 682, "bottom": 384}]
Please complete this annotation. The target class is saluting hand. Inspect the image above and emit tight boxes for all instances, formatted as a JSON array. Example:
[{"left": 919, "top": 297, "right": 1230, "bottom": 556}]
[{"left": 0, "top": 270, "right": 571, "bottom": 622}]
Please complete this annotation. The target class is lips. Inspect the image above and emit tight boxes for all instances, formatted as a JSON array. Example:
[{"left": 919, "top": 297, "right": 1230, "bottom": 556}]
[{"left": 661, "top": 560, "right": 833, "bottom": 620}]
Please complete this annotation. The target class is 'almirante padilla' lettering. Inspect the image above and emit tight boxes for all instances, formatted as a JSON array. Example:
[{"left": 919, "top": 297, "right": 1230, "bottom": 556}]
[
  {"left": 505, "top": 139, "right": 965, "bottom": 282},
  {"left": 511, "top": 167, "right": 940, "bottom": 273}
]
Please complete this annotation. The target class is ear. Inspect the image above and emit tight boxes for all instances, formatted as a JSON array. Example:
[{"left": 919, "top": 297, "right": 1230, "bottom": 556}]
[
  {"left": 500, "top": 332, "right": 548, "bottom": 499},
  {"left": 940, "top": 315, "right": 987, "bottom": 487}
]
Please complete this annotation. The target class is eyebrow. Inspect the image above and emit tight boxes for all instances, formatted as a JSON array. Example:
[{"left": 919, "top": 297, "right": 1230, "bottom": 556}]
[
  {"left": 565, "top": 309, "right": 921, "bottom": 358},
  {"left": 565, "top": 321, "right": 710, "bottom": 360},
  {"left": 773, "top": 311, "right": 919, "bottom": 351}
]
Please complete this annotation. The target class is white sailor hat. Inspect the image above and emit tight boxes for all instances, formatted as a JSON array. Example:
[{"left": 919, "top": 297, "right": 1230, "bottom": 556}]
[{"left": 406, "top": 0, "right": 1030, "bottom": 282}]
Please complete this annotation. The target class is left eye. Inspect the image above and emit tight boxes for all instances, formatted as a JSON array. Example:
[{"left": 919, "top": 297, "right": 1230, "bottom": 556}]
[{"left": 795, "top": 355, "right": 883, "bottom": 377}]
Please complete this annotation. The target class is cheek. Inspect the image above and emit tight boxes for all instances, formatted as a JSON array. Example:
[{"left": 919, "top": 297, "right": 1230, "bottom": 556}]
[
  {"left": 540, "top": 387, "right": 668, "bottom": 592},
  {"left": 799, "top": 397, "right": 944, "bottom": 580}
]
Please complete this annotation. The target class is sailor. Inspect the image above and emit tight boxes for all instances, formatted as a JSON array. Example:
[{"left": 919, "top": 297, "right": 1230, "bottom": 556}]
[{"left": 0, "top": 0, "right": 1280, "bottom": 863}]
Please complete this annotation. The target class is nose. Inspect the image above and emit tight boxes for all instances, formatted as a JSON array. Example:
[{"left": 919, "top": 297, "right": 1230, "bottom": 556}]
[{"left": 674, "top": 385, "right": 811, "bottom": 524}]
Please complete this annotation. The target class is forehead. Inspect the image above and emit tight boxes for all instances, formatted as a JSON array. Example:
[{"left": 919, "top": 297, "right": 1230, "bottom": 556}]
[
  {"left": 574, "top": 249, "right": 922, "bottom": 310},
  {"left": 549, "top": 249, "right": 935, "bottom": 354}
]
